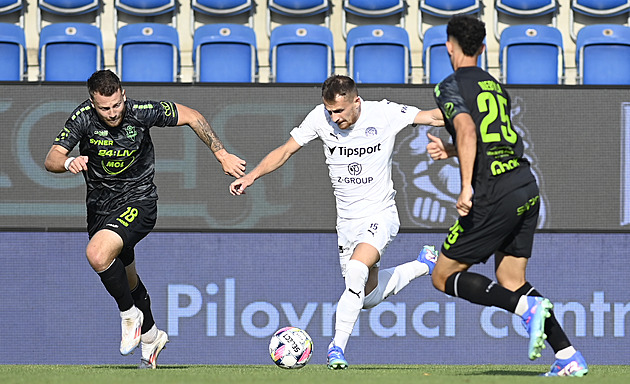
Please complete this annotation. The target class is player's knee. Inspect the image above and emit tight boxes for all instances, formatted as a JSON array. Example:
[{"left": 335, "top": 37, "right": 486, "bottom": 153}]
[{"left": 345, "top": 259, "right": 369, "bottom": 291}]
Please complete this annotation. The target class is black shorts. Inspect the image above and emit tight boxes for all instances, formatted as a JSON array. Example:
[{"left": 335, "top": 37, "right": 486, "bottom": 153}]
[
  {"left": 87, "top": 199, "right": 157, "bottom": 266},
  {"left": 441, "top": 182, "right": 540, "bottom": 265}
]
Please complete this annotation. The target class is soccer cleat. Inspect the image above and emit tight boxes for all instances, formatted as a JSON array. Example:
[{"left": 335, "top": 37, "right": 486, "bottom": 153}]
[
  {"left": 120, "top": 310, "right": 144, "bottom": 356},
  {"left": 138, "top": 329, "right": 169, "bottom": 369},
  {"left": 327, "top": 343, "right": 348, "bottom": 370},
  {"left": 542, "top": 351, "right": 588, "bottom": 377},
  {"left": 521, "top": 296, "right": 552, "bottom": 360},
  {"left": 417, "top": 245, "right": 438, "bottom": 275}
]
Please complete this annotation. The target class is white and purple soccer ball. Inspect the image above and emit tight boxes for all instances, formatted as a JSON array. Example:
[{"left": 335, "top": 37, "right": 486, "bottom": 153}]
[{"left": 268, "top": 326, "right": 313, "bottom": 369}]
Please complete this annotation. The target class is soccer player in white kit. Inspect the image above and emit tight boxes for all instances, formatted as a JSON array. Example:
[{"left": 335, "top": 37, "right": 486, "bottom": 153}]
[{"left": 229, "top": 75, "right": 443, "bottom": 369}]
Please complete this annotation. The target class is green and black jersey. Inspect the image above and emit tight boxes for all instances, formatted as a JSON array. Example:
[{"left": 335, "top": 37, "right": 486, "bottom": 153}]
[
  {"left": 434, "top": 66, "right": 535, "bottom": 204},
  {"left": 53, "top": 98, "right": 179, "bottom": 216}
]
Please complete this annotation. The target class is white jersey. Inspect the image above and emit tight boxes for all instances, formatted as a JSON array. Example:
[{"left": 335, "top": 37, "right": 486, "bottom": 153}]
[{"left": 291, "top": 98, "right": 420, "bottom": 219}]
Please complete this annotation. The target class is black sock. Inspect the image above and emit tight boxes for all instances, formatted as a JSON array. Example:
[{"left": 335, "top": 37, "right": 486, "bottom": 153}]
[
  {"left": 97, "top": 258, "right": 134, "bottom": 311},
  {"left": 445, "top": 271, "right": 521, "bottom": 312},
  {"left": 515, "top": 282, "right": 571, "bottom": 353},
  {"left": 131, "top": 276, "right": 155, "bottom": 334}
]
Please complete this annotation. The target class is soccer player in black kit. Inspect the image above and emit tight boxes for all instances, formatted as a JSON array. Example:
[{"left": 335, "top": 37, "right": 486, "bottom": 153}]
[
  {"left": 425, "top": 15, "right": 588, "bottom": 376},
  {"left": 44, "top": 70, "right": 246, "bottom": 368}
]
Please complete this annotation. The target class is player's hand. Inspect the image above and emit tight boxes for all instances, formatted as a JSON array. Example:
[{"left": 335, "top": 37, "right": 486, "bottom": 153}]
[
  {"left": 456, "top": 185, "right": 473, "bottom": 216},
  {"left": 427, "top": 133, "right": 448, "bottom": 160},
  {"left": 217, "top": 151, "right": 246, "bottom": 178},
  {"left": 67, "top": 155, "right": 89, "bottom": 174},
  {"left": 230, "top": 174, "right": 254, "bottom": 196}
]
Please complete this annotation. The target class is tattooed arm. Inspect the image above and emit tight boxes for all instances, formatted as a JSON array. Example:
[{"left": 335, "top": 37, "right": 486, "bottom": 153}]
[{"left": 175, "top": 103, "right": 246, "bottom": 177}]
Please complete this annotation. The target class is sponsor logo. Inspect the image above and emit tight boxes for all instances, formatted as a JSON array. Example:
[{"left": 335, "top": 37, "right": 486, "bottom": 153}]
[
  {"left": 337, "top": 176, "right": 374, "bottom": 184},
  {"left": 365, "top": 127, "right": 378, "bottom": 136},
  {"left": 124, "top": 125, "right": 137, "bottom": 141},
  {"left": 490, "top": 158, "right": 519, "bottom": 176},
  {"left": 328, "top": 143, "right": 382, "bottom": 158},
  {"left": 102, "top": 157, "right": 136, "bottom": 175},
  {"left": 348, "top": 162, "right": 362, "bottom": 176},
  {"left": 106, "top": 223, "right": 119, "bottom": 229},
  {"left": 90, "top": 138, "right": 114, "bottom": 146},
  {"left": 94, "top": 130, "right": 109, "bottom": 137}
]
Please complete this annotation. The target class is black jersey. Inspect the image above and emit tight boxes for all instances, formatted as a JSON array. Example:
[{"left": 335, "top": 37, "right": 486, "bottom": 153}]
[
  {"left": 53, "top": 98, "right": 179, "bottom": 215},
  {"left": 434, "top": 66, "right": 535, "bottom": 204}
]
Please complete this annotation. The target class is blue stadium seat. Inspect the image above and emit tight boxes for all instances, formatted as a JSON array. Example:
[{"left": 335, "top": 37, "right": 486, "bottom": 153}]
[
  {"left": 193, "top": 23, "right": 258, "bottom": 82},
  {"left": 115, "top": 0, "right": 176, "bottom": 32},
  {"left": 269, "top": 23, "right": 334, "bottom": 83},
  {"left": 499, "top": 24, "right": 564, "bottom": 84},
  {"left": 0, "top": 22, "right": 26, "bottom": 81},
  {"left": 570, "top": 0, "right": 630, "bottom": 40},
  {"left": 0, "top": 0, "right": 24, "bottom": 28},
  {"left": 494, "top": 0, "right": 558, "bottom": 41},
  {"left": 191, "top": 0, "right": 253, "bottom": 36},
  {"left": 576, "top": 23, "right": 630, "bottom": 84},
  {"left": 422, "top": 24, "right": 486, "bottom": 84},
  {"left": 346, "top": 24, "right": 411, "bottom": 83},
  {"left": 342, "top": 0, "right": 405, "bottom": 39},
  {"left": 39, "top": 22, "right": 103, "bottom": 82},
  {"left": 116, "top": 23, "right": 180, "bottom": 82},
  {"left": 418, "top": 0, "right": 480, "bottom": 40},
  {"left": 38, "top": 0, "right": 100, "bottom": 32},
  {"left": 267, "top": 0, "right": 330, "bottom": 37}
]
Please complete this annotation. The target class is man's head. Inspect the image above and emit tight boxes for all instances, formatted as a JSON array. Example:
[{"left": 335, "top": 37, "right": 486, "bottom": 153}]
[
  {"left": 87, "top": 70, "right": 126, "bottom": 128},
  {"left": 446, "top": 15, "right": 486, "bottom": 65},
  {"left": 321, "top": 75, "right": 361, "bottom": 130}
]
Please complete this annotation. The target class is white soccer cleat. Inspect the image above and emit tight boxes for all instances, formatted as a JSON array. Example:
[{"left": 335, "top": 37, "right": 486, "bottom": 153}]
[
  {"left": 139, "top": 329, "right": 169, "bottom": 369},
  {"left": 120, "top": 310, "right": 143, "bottom": 356}
]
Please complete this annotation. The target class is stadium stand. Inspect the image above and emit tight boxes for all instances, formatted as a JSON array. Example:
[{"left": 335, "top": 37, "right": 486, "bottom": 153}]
[
  {"left": 342, "top": 0, "right": 406, "bottom": 39},
  {"left": 38, "top": 0, "right": 100, "bottom": 32},
  {"left": 499, "top": 24, "right": 564, "bottom": 84},
  {"left": 570, "top": 0, "right": 630, "bottom": 40},
  {"left": 192, "top": 23, "right": 258, "bottom": 82},
  {"left": 494, "top": 0, "right": 558, "bottom": 41},
  {"left": 114, "top": 0, "right": 177, "bottom": 33},
  {"left": 0, "top": 22, "right": 26, "bottom": 80},
  {"left": 0, "top": 0, "right": 24, "bottom": 27},
  {"left": 267, "top": 0, "right": 330, "bottom": 37},
  {"left": 115, "top": 22, "right": 180, "bottom": 82},
  {"left": 576, "top": 23, "right": 630, "bottom": 84},
  {"left": 269, "top": 23, "right": 333, "bottom": 82},
  {"left": 38, "top": 22, "right": 103, "bottom": 81},
  {"left": 346, "top": 24, "right": 411, "bottom": 83},
  {"left": 191, "top": 0, "right": 254, "bottom": 36},
  {"left": 418, "top": 0, "right": 481, "bottom": 40}
]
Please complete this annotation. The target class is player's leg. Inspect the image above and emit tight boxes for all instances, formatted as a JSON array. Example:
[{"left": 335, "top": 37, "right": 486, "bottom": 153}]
[{"left": 87, "top": 229, "right": 143, "bottom": 355}]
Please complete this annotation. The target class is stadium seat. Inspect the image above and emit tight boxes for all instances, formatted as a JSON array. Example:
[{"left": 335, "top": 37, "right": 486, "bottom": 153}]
[
  {"left": 0, "top": 22, "right": 26, "bottom": 81},
  {"left": 0, "top": 0, "right": 24, "bottom": 28},
  {"left": 115, "top": 0, "right": 176, "bottom": 32},
  {"left": 38, "top": 0, "right": 100, "bottom": 32},
  {"left": 39, "top": 22, "right": 103, "bottom": 82},
  {"left": 116, "top": 23, "right": 180, "bottom": 82},
  {"left": 342, "top": 0, "right": 405, "bottom": 39},
  {"left": 570, "top": 0, "right": 630, "bottom": 41},
  {"left": 269, "top": 23, "right": 334, "bottom": 83},
  {"left": 499, "top": 24, "right": 564, "bottom": 84},
  {"left": 191, "top": 0, "right": 253, "bottom": 36},
  {"left": 418, "top": 0, "right": 480, "bottom": 40},
  {"left": 494, "top": 0, "right": 558, "bottom": 41},
  {"left": 193, "top": 23, "right": 258, "bottom": 82},
  {"left": 422, "top": 24, "right": 487, "bottom": 84},
  {"left": 576, "top": 23, "right": 630, "bottom": 84},
  {"left": 267, "top": 0, "right": 330, "bottom": 37},
  {"left": 346, "top": 24, "right": 411, "bottom": 83}
]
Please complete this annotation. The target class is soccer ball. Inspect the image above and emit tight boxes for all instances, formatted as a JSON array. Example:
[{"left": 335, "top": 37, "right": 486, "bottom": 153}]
[{"left": 268, "top": 326, "right": 313, "bottom": 369}]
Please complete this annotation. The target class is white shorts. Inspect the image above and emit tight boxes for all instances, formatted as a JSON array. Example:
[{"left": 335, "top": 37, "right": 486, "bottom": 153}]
[{"left": 336, "top": 204, "right": 400, "bottom": 277}]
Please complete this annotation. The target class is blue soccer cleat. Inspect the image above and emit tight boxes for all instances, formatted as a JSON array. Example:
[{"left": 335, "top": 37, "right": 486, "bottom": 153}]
[
  {"left": 417, "top": 245, "right": 438, "bottom": 275},
  {"left": 327, "top": 343, "right": 348, "bottom": 370},
  {"left": 521, "top": 296, "right": 553, "bottom": 360},
  {"left": 542, "top": 351, "right": 589, "bottom": 377}
]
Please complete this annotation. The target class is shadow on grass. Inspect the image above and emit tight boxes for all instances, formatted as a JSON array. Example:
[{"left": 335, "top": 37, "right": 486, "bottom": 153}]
[{"left": 90, "top": 365, "right": 193, "bottom": 370}]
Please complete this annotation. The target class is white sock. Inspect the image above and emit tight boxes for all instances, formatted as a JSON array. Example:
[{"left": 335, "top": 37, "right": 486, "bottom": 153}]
[
  {"left": 333, "top": 259, "right": 369, "bottom": 352},
  {"left": 555, "top": 346, "right": 577, "bottom": 360},
  {"left": 362, "top": 261, "right": 427, "bottom": 309},
  {"left": 514, "top": 296, "right": 529, "bottom": 317},
  {"left": 120, "top": 305, "right": 140, "bottom": 319},
  {"left": 141, "top": 324, "right": 158, "bottom": 344}
]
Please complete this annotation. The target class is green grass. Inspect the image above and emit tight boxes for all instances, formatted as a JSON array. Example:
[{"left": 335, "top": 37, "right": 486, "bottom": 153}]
[{"left": 0, "top": 365, "right": 628, "bottom": 384}]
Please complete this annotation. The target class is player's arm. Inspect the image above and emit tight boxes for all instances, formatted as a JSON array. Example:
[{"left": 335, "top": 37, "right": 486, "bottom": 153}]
[
  {"left": 413, "top": 108, "right": 444, "bottom": 127},
  {"left": 230, "top": 137, "right": 302, "bottom": 196},
  {"left": 452, "top": 112, "right": 477, "bottom": 216},
  {"left": 175, "top": 103, "right": 246, "bottom": 178},
  {"left": 44, "top": 144, "right": 88, "bottom": 174}
]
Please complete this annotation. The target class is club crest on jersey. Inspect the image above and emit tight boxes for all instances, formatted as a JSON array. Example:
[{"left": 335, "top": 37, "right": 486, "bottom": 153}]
[
  {"left": 348, "top": 162, "right": 362, "bottom": 175},
  {"left": 365, "top": 127, "right": 377, "bottom": 136},
  {"left": 124, "top": 125, "right": 137, "bottom": 141}
]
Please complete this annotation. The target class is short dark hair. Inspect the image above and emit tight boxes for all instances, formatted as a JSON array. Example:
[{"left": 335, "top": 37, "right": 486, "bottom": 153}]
[
  {"left": 321, "top": 75, "right": 358, "bottom": 103},
  {"left": 87, "top": 70, "right": 122, "bottom": 99},
  {"left": 447, "top": 15, "right": 486, "bottom": 57}
]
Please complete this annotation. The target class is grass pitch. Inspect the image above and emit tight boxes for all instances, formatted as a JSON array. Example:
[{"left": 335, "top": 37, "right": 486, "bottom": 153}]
[{"left": 0, "top": 365, "right": 628, "bottom": 384}]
